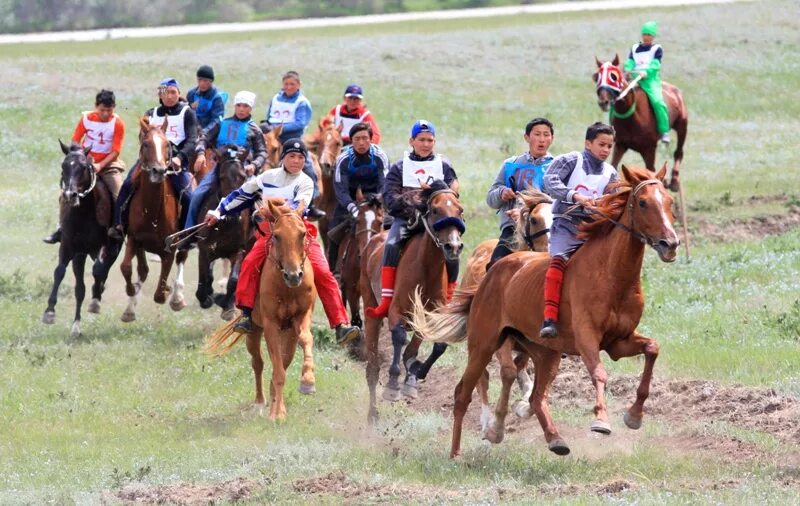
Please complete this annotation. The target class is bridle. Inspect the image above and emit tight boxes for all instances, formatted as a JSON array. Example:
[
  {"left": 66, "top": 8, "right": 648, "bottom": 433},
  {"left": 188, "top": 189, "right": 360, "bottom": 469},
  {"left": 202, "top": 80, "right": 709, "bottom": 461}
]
[
  {"left": 265, "top": 212, "right": 309, "bottom": 275},
  {"left": 420, "top": 188, "right": 466, "bottom": 251},
  {"left": 61, "top": 154, "right": 97, "bottom": 200},
  {"left": 580, "top": 179, "right": 664, "bottom": 247},
  {"left": 521, "top": 209, "right": 549, "bottom": 250},
  {"left": 139, "top": 130, "right": 181, "bottom": 176}
]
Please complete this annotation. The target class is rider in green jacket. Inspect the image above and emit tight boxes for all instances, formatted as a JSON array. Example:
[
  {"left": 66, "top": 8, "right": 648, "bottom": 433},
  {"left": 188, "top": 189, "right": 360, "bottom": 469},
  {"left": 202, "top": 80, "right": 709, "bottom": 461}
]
[{"left": 624, "top": 21, "right": 670, "bottom": 144}]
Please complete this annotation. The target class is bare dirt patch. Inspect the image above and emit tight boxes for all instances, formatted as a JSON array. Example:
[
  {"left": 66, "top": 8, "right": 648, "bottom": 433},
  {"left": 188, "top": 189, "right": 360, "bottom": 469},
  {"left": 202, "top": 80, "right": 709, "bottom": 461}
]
[
  {"left": 695, "top": 208, "right": 800, "bottom": 242},
  {"left": 110, "top": 477, "right": 257, "bottom": 505}
]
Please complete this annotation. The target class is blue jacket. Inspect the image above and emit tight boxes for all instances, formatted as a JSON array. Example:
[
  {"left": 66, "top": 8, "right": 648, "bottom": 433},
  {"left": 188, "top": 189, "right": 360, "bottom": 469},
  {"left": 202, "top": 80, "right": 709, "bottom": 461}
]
[
  {"left": 187, "top": 86, "right": 226, "bottom": 135},
  {"left": 334, "top": 144, "right": 389, "bottom": 210},
  {"left": 486, "top": 152, "right": 554, "bottom": 231},
  {"left": 264, "top": 90, "right": 312, "bottom": 143}
]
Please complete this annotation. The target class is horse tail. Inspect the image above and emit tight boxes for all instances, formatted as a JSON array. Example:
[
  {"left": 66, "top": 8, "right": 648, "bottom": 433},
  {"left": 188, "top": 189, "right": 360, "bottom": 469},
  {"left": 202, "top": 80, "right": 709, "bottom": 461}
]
[
  {"left": 408, "top": 285, "right": 475, "bottom": 344},
  {"left": 203, "top": 318, "right": 246, "bottom": 357}
]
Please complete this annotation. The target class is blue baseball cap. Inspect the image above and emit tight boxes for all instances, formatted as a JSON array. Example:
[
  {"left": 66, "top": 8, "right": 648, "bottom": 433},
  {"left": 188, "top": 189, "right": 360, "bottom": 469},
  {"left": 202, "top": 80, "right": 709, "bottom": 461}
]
[
  {"left": 159, "top": 77, "right": 180, "bottom": 89},
  {"left": 344, "top": 84, "right": 363, "bottom": 98},
  {"left": 411, "top": 120, "right": 436, "bottom": 139}
]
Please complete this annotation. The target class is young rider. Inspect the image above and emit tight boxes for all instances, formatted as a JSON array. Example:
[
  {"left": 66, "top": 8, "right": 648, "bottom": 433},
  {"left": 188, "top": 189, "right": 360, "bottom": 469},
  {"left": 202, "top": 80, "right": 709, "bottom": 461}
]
[
  {"left": 320, "top": 84, "right": 382, "bottom": 145},
  {"left": 624, "top": 21, "right": 671, "bottom": 144},
  {"left": 186, "top": 65, "right": 227, "bottom": 137}
]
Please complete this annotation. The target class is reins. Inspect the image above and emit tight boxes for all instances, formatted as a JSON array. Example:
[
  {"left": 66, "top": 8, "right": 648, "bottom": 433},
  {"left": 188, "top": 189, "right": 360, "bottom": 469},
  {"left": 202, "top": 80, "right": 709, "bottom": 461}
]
[{"left": 266, "top": 212, "right": 309, "bottom": 274}]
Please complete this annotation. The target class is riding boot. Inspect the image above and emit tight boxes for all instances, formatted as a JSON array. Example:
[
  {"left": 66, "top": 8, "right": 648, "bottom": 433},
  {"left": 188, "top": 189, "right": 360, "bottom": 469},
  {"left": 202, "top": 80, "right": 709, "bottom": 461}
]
[
  {"left": 365, "top": 266, "right": 396, "bottom": 319},
  {"left": 540, "top": 256, "right": 567, "bottom": 338},
  {"left": 234, "top": 307, "right": 253, "bottom": 333},
  {"left": 306, "top": 204, "right": 326, "bottom": 221},
  {"left": 42, "top": 227, "right": 62, "bottom": 244}
]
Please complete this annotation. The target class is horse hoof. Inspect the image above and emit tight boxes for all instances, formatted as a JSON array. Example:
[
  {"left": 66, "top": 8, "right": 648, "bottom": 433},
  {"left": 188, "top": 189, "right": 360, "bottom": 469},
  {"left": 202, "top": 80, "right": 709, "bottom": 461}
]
[
  {"left": 368, "top": 409, "right": 379, "bottom": 426},
  {"left": 382, "top": 387, "right": 402, "bottom": 402},
  {"left": 154, "top": 294, "right": 166, "bottom": 304},
  {"left": 199, "top": 296, "right": 214, "bottom": 309},
  {"left": 220, "top": 308, "right": 237, "bottom": 321},
  {"left": 482, "top": 427, "right": 504, "bottom": 444},
  {"left": 402, "top": 383, "right": 418, "bottom": 399},
  {"left": 88, "top": 299, "right": 101, "bottom": 314},
  {"left": 590, "top": 419, "right": 612, "bottom": 435},
  {"left": 169, "top": 298, "right": 187, "bottom": 311},
  {"left": 42, "top": 311, "right": 56, "bottom": 324},
  {"left": 512, "top": 400, "right": 531, "bottom": 419},
  {"left": 624, "top": 411, "right": 643, "bottom": 430},
  {"left": 120, "top": 312, "right": 136, "bottom": 323},
  {"left": 214, "top": 293, "right": 227, "bottom": 308},
  {"left": 70, "top": 322, "right": 81, "bottom": 338},
  {"left": 548, "top": 438, "right": 571, "bottom": 456},
  {"left": 299, "top": 382, "right": 316, "bottom": 395}
]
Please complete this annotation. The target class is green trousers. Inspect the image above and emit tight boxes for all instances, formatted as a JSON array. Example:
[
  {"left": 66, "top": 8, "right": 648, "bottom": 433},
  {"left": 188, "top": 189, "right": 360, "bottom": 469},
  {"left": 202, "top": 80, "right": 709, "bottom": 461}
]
[{"left": 640, "top": 78, "right": 670, "bottom": 134}]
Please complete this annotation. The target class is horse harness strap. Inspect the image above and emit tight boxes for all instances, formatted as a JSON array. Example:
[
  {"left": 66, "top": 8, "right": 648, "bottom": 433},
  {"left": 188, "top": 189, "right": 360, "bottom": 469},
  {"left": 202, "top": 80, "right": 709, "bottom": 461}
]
[
  {"left": 609, "top": 101, "right": 636, "bottom": 120},
  {"left": 266, "top": 214, "right": 310, "bottom": 272},
  {"left": 583, "top": 179, "right": 661, "bottom": 246}
]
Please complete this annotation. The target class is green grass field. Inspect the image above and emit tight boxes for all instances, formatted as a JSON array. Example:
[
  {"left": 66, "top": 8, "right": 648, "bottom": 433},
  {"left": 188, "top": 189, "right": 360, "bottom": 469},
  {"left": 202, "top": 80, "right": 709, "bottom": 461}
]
[{"left": 2, "top": 1, "right": 800, "bottom": 503}]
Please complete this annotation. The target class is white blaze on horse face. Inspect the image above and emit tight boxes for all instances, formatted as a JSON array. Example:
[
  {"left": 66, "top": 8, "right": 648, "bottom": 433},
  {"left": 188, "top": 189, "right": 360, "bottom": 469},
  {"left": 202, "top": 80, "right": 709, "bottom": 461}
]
[
  {"left": 153, "top": 131, "right": 163, "bottom": 164},
  {"left": 446, "top": 199, "right": 452, "bottom": 207},
  {"left": 653, "top": 188, "right": 679, "bottom": 241},
  {"left": 364, "top": 210, "right": 376, "bottom": 241},
  {"left": 541, "top": 204, "right": 553, "bottom": 229}
]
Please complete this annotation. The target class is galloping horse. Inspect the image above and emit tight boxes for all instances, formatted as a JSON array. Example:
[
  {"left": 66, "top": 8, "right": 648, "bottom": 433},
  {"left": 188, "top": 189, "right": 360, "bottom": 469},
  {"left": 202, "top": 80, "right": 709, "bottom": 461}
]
[
  {"left": 205, "top": 199, "right": 317, "bottom": 421},
  {"left": 42, "top": 142, "right": 121, "bottom": 337},
  {"left": 119, "top": 118, "right": 188, "bottom": 322},
  {"left": 194, "top": 145, "right": 250, "bottom": 320},
  {"left": 410, "top": 165, "right": 680, "bottom": 458},
  {"left": 360, "top": 180, "right": 465, "bottom": 423},
  {"left": 335, "top": 188, "right": 383, "bottom": 330},
  {"left": 315, "top": 123, "right": 344, "bottom": 252},
  {"left": 594, "top": 55, "right": 688, "bottom": 191},
  {"left": 262, "top": 124, "right": 283, "bottom": 169}
]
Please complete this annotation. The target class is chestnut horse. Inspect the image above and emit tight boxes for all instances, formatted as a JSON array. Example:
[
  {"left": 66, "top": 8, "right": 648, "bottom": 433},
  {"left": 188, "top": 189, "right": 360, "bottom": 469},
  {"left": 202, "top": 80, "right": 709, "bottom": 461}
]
[
  {"left": 205, "top": 199, "right": 317, "bottom": 420},
  {"left": 316, "top": 123, "right": 344, "bottom": 253},
  {"left": 594, "top": 55, "right": 688, "bottom": 191},
  {"left": 120, "top": 118, "right": 188, "bottom": 322},
  {"left": 194, "top": 145, "right": 250, "bottom": 320},
  {"left": 410, "top": 165, "right": 680, "bottom": 458},
  {"left": 262, "top": 124, "right": 283, "bottom": 169},
  {"left": 360, "top": 181, "right": 465, "bottom": 423},
  {"left": 42, "top": 142, "right": 121, "bottom": 337}
]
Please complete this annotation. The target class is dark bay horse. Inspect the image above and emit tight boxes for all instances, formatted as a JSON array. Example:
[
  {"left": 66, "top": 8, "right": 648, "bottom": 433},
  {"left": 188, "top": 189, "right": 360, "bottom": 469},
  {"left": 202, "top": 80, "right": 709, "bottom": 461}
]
[
  {"left": 42, "top": 142, "right": 121, "bottom": 337},
  {"left": 360, "top": 181, "right": 465, "bottom": 423},
  {"left": 594, "top": 55, "right": 688, "bottom": 191},
  {"left": 119, "top": 118, "right": 188, "bottom": 322},
  {"left": 410, "top": 165, "right": 680, "bottom": 458},
  {"left": 195, "top": 145, "right": 250, "bottom": 320}
]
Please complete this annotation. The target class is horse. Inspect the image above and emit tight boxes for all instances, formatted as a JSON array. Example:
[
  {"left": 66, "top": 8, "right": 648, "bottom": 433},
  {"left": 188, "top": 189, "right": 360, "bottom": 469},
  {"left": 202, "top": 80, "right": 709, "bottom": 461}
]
[
  {"left": 594, "top": 55, "right": 688, "bottom": 191},
  {"left": 194, "top": 145, "right": 250, "bottom": 320},
  {"left": 315, "top": 123, "right": 344, "bottom": 253},
  {"left": 334, "top": 188, "right": 384, "bottom": 331},
  {"left": 205, "top": 199, "right": 316, "bottom": 421},
  {"left": 360, "top": 181, "right": 465, "bottom": 423},
  {"left": 42, "top": 141, "right": 121, "bottom": 337},
  {"left": 262, "top": 124, "right": 284, "bottom": 169},
  {"left": 410, "top": 165, "right": 680, "bottom": 458},
  {"left": 119, "top": 117, "right": 189, "bottom": 322}
]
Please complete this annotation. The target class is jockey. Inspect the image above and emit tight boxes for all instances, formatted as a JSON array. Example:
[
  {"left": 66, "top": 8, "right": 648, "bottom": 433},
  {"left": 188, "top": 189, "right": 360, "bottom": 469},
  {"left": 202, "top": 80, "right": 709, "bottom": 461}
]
[
  {"left": 320, "top": 84, "right": 382, "bottom": 145},
  {"left": 327, "top": 122, "right": 389, "bottom": 269},
  {"left": 539, "top": 122, "right": 619, "bottom": 338},
  {"left": 44, "top": 89, "right": 126, "bottom": 244},
  {"left": 366, "top": 120, "right": 459, "bottom": 319},
  {"left": 109, "top": 78, "right": 197, "bottom": 240},
  {"left": 186, "top": 65, "right": 227, "bottom": 136},
  {"left": 485, "top": 117, "right": 555, "bottom": 269},
  {"left": 261, "top": 71, "right": 325, "bottom": 221},
  {"left": 203, "top": 138, "right": 361, "bottom": 345},
  {"left": 182, "top": 90, "right": 267, "bottom": 242},
  {"left": 624, "top": 21, "right": 670, "bottom": 145}
]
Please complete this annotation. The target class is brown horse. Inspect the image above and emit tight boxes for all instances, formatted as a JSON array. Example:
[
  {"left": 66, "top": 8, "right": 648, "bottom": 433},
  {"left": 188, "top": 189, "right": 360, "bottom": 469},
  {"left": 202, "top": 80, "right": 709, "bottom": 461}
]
[
  {"left": 335, "top": 188, "right": 384, "bottom": 330},
  {"left": 42, "top": 141, "right": 121, "bottom": 337},
  {"left": 206, "top": 199, "right": 317, "bottom": 420},
  {"left": 120, "top": 118, "right": 189, "bottom": 322},
  {"left": 360, "top": 181, "right": 465, "bottom": 423},
  {"left": 594, "top": 55, "right": 688, "bottom": 191},
  {"left": 262, "top": 124, "right": 284, "bottom": 169},
  {"left": 194, "top": 145, "right": 250, "bottom": 320},
  {"left": 316, "top": 123, "right": 344, "bottom": 252},
  {"left": 410, "top": 165, "right": 680, "bottom": 458}
]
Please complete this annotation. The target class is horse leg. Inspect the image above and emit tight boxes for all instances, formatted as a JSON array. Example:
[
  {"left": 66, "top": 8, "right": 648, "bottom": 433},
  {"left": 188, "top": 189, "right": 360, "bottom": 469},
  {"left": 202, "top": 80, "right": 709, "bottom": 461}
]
[
  {"left": 606, "top": 331, "right": 660, "bottom": 430},
  {"left": 217, "top": 258, "right": 231, "bottom": 290},
  {"left": 411, "top": 342, "right": 448, "bottom": 381},
  {"left": 451, "top": 342, "right": 495, "bottom": 459},
  {"left": 364, "top": 315, "right": 382, "bottom": 425},
  {"left": 670, "top": 117, "right": 688, "bottom": 192},
  {"left": 382, "top": 323, "right": 406, "bottom": 402},
  {"left": 69, "top": 253, "right": 87, "bottom": 338},
  {"left": 153, "top": 251, "right": 175, "bottom": 305},
  {"left": 169, "top": 249, "right": 188, "bottom": 310},
  {"left": 43, "top": 246, "right": 71, "bottom": 324},
  {"left": 196, "top": 248, "right": 214, "bottom": 309},
  {"left": 641, "top": 146, "right": 657, "bottom": 173},
  {"left": 512, "top": 351, "right": 534, "bottom": 417},
  {"left": 275, "top": 327, "right": 300, "bottom": 420},
  {"left": 576, "top": 340, "right": 612, "bottom": 435},
  {"left": 245, "top": 331, "right": 265, "bottom": 415},
  {"left": 297, "top": 311, "right": 316, "bottom": 395},
  {"left": 120, "top": 241, "right": 141, "bottom": 322},
  {"left": 527, "top": 345, "right": 568, "bottom": 455},
  {"left": 484, "top": 339, "right": 517, "bottom": 444},
  {"left": 263, "top": 321, "right": 287, "bottom": 421},
  {"left": 610, "top": 143, "right": 628, "bottom": 168},
  {"left": 220, "top": 251, "right": 243, "bottom": 321},
  {"left": 89, "top": 239, "right": 118, "bottom": 314},
  {"left": 402, "top": 334, "right": 423, "bottom": 399}
]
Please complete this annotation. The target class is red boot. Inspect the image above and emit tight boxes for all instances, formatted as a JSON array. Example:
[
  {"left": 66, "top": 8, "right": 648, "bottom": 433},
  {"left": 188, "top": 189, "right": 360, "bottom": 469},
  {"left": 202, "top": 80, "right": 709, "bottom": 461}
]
[
  {"left": 540, "top": 257, "right": 567, "bottom": 338},
  {"left": 366, "top": 266, "right": 397, "bottom": 319},
  {"left": 446, "top": 281, "right": 458, "bottom": 303}
]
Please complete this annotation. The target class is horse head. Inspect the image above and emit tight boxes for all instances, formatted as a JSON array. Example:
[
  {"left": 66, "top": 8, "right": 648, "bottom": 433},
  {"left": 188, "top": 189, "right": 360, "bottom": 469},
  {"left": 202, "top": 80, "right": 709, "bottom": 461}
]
[
  {"left": 515, "top": 189, "right": 553, "bottom": 252},
  {"left": 262, "top": 124, "right": 283, "bottom": 168},
  {"left": 354, "top": 187, "right": 384, "bottom": 251},
  {"left": 262, "top": 198, "right": 308, "bottom": 288},
  {"left": 319, "top": 123, "right": 343, "bottom": 175},
  {"left": 420, "top": 179, "right": 465, "bottom": 262},
  {"left": 593, "top": 54, "right": 627, "bottom": 112},
  {"left": 59, "top": 140, "right": 94, "bottom": 207},
  {"left": 138, "top": 116, "right": 171, "bottom": 183},
  {"left": 216, "top": 144, "right": 249, "bottom": 196}
]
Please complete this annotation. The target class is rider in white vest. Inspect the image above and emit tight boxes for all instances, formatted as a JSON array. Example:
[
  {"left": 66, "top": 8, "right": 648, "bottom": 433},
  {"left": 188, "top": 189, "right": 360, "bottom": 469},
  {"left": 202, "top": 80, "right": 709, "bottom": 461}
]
[
  {"left": 540, "top": 122, "right": 619, "bottom": 338},
  {"left": 321, "top": 84, "right": 383, "bottom": 145}
]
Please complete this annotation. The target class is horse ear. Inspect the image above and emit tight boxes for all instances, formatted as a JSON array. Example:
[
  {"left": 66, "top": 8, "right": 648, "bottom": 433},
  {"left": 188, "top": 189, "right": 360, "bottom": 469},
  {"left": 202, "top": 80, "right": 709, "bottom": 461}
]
[
  {"left": 59, "top": 139, "right": 69, "bottom": 154},
  {"left": 621, "top": 164, "right": 633, "bottom": 183},
  {"left": 655, "top": 162, "right": 668, "bottom": 183},
  {"left": 274, "top": 124, "right": 283, "bottom": 137},
  {"left": 83, "top": 144, "right": 92, "bottom": 156},
  {"left": 355, "top": 187, "right": 364, "bottom": 203},
  {"left": 595, "top": 56, "right": 602, "bottom": 68},
  {"left": 612, "top": 53, "right": 620, "bottom": 66},
  {"left": 139, "top": 116, "right": 151, "bottom": 135},
  {"left": 266, "top": 198, "right": 282, "bottom": 221},
  {"left": 238, "top": 148, "right": 250, "bottom": 162},
  {"left": 336, "top": 122, "right": 344, "bottom": 133}
]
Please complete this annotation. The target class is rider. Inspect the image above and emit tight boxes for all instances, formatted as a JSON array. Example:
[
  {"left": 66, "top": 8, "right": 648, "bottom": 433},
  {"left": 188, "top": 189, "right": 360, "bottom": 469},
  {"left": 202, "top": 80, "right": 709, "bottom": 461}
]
[
  {"left": 186, "top": 65, "right": 227, "bottom": 137},
  {"left": 624, "top": 21, "right": 670, "bottom": 145},
  {"left": 539, "top": 122, "right": 618, "bottom": 338},
  {"left": 44, "top": 89, "right": 126, "bottom": 244},
  {"left": 366, "top": 120, "right": 459, "bottom": 319},
  {"left": 183, "top": 90, "right": 267, "bottom": 239},
  {"left": 485, "top": 117, "right": 555, "bottom": 269},
  {"left": 320, "top": 84, "right": 382, "bottom": 145},
  {"left": 109, "top": 78, "right": 197, "bottom": 240},
  {"left": 261, "top": 70, "right": 325, "bottom": 220},
  {"left": 203, "top": 138, "right": 361, "bottom": 345},
  {"left": 328, "top": 122, "right": 389, "bottom": 269}
]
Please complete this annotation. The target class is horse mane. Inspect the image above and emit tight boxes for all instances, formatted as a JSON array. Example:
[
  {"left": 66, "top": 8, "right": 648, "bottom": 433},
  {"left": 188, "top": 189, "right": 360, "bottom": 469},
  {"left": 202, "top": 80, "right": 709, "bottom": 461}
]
[
  {"left": 420, "top": 179, "right": 450, "bottom": 201},
  {"left": 517, "top": 188, "right": 552, "bottom": 210},
  {"left": 577, "top": 165, "right": 653, "bottom": 241}
]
